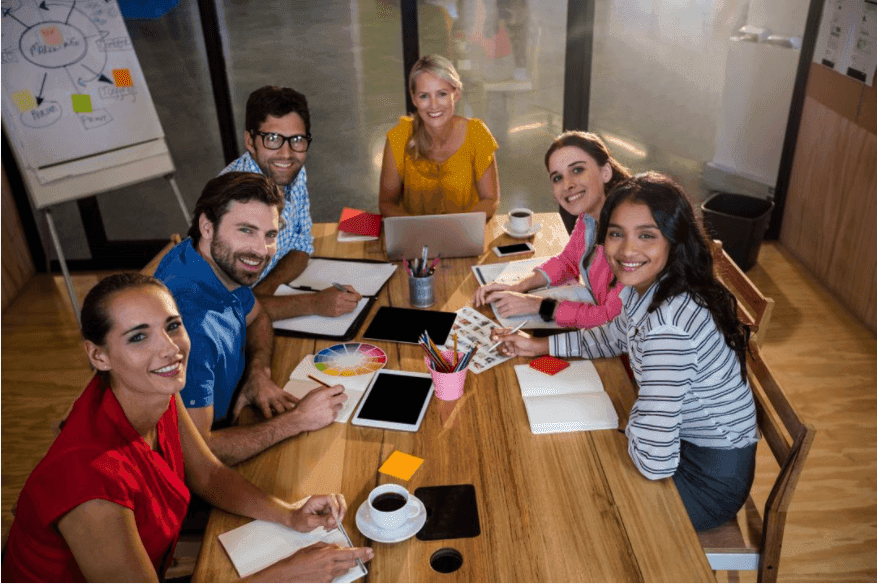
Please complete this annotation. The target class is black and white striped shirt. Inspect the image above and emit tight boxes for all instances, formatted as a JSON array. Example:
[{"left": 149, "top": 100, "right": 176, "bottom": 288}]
[{"left": 550, "top": 283, "right": 758, "bottom": 480}]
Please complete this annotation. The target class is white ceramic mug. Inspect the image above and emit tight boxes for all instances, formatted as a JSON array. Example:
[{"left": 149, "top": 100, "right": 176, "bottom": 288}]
[
  {"left": 368, "top": 484, "right": 419, "bottom": 531},
  {"left": 509, "top": 208, "right": 534, "bottom": 234}
]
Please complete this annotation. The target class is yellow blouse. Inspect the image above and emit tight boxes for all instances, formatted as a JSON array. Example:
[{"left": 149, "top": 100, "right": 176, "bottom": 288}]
[{"left": 387, "top": 116, "right": 498, "bottom": 215}]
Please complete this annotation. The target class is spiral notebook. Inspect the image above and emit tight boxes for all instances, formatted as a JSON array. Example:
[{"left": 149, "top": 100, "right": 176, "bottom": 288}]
[{"left": 513, "top": 359, "right": 618, "bottom": 434}]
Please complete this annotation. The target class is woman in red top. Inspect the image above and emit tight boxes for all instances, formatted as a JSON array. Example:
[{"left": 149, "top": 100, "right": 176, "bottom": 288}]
[{"left": 3, "top": 273, "right": 373, "bottom": 582}]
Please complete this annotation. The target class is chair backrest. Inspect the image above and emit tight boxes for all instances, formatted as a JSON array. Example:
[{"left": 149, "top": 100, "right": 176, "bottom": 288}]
[
  {"left": 711, "top": 239, "right": 775, "bottom": 347},
  {"left": 745, "top": 340, "right": 816, "bottom": 582}
]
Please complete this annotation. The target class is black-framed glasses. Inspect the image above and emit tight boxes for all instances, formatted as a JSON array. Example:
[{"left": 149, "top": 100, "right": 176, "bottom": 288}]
[{"left": 251, "top": 130, "right": 312, "bottom": 152}]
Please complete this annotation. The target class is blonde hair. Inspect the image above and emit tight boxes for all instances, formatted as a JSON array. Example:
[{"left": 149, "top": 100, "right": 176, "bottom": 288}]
[{"left": 406, "top": 55, "right": 463, "bottom": 161}]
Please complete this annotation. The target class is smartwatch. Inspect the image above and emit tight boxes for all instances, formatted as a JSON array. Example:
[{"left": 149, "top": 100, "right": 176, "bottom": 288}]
[{"left": 539, "top": 298, "right": 557, "bottom": 322}]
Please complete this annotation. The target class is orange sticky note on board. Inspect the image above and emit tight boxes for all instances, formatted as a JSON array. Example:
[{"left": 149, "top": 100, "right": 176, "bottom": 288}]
[
  {"left": 338, "top": 207, "right": 382, "bottom": 237},
  {"left": 112, "top": 68, "right": 133, "bottom": 87},
  {"left": 40, "top": 25, "right": 63, "bottom": 46},
  {"left": 378, "top": 451, "right": 424, "bottom": 481}
]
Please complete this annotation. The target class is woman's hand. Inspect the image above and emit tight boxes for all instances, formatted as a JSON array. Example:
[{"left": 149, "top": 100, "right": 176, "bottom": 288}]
[
  {"left": 485, "top": 291, "right": 543, "bottom": 318},
  {"left": 473, "top": 282, "right": 516, "bottom": 306},
  {"left": 489, "top": 328, "right": 550, "bottom": 358},
  {"left": 265, "top": 542, "right": 373, "bottom": 583},
  {"left": 288, "top": 494, "right": 347, "bottom": 532}
]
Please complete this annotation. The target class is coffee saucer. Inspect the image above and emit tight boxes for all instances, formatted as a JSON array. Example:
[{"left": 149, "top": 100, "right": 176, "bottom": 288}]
[
  {"left": 502, "top": 221, "right": 542, "bottom": 238},
  {"left": 355, "top": 495, "right": 427, "bottom": 543}
]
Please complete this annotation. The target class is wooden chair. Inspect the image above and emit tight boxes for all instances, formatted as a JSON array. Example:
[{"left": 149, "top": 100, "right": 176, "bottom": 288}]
[
  {"left": 711, "top": 239, "right": 775, "bottom": 347},
  {"left": 698, "top": 339, "right": 816, "bottom": 582}
]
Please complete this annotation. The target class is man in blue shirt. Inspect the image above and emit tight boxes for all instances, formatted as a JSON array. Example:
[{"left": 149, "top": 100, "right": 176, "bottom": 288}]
[
  {"left": 156, "top": 172, "right": 347, "bottom": 465},
  {"left": 220, "top": 85, "right": 362, "bottom": 321}
]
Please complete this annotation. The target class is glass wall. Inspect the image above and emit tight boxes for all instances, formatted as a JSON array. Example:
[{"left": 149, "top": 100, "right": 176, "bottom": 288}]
[{"left": 418, "top": 0, "right": 567, "bottom": 213}]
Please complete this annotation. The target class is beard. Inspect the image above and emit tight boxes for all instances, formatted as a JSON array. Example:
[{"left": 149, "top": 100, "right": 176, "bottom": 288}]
[{"left": 210, "top": 234, "right": 269, "bottom": 287}]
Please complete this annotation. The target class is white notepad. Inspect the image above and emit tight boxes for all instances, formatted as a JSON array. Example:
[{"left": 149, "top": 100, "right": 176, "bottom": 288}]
[
  {"left": 514, "top": 360, "right": 618, "bottom": 434},
  {"left": 218, "top": 521, "right": 366, "bottom": 581},
  {"left": 283, "top": 355, "right": 374, "bottom": 423},
  {"left": 274, "top": 287, "right": 371, "bottom": 338}
]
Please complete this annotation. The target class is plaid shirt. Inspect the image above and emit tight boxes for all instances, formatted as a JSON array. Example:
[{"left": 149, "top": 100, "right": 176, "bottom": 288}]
[{"left": 219, "top": 152, "right": 315, "bottom": 283}]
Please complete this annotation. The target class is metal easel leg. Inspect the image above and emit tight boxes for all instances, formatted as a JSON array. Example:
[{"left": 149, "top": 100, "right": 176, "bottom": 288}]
[
  {"left": 165, "top": 174, "right": 190, "bottom": 223},
  {"left": 43, "top": 208, "right": 81, "bottom": 326}
]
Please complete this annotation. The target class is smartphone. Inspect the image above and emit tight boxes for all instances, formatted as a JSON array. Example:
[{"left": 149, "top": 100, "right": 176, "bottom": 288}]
[{"left": 492, "top": 242, "right": 534, "bottom": 258}]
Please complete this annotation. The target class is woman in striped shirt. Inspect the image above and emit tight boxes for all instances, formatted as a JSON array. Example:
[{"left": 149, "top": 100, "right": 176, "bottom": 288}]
[{"left": 493, "top": 172, "right": 758, "bottom": 531}]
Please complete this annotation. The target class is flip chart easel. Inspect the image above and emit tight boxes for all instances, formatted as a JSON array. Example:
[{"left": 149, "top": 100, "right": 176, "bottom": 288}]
[{"left": 1, "top": 0, "right": 189, "bottom": 323}]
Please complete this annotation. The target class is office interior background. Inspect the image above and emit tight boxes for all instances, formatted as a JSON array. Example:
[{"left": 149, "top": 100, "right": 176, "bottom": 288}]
[{"left": 2, "top": 0, "right": 875, "bottom": 581}]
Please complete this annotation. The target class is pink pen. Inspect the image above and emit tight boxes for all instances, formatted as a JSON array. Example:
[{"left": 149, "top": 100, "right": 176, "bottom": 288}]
[{"left": 402, "top": 258, "right": 413, "bottom": 277}]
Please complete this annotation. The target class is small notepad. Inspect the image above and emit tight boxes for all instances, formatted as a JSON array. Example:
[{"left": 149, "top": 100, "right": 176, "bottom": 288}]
[
  {"left": 514, "top": 360, "right": 618, "bottom": 434},
  {"left": 218, "top": 521, "right": 366, "bottom": 581},
  {"left": 284, "top": 355, "right": 375, "bottom": 423}
]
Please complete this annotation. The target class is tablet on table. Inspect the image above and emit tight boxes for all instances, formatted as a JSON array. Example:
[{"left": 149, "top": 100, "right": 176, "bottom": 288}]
[{"left": 351, "top": 370, "right": 434, "bottom": 432}]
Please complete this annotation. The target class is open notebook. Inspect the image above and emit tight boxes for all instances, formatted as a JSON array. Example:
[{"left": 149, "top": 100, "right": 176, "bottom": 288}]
[
  {"left": 472, "top": 257, "right": 594, "bottom": 329},
  {"left": 282, "top": 355, "right": 375, "bottom": 423},
  {"left": 513, "top": 359, "right": 618, "bottom": 434},
  {"left": 218, "top": 521, "right": 366, "bottom": 581}
]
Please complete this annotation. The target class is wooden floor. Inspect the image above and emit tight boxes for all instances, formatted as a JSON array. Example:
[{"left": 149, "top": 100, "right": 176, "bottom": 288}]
[{"left": 2, "top": 243, "right": 876, "bottom": 582}]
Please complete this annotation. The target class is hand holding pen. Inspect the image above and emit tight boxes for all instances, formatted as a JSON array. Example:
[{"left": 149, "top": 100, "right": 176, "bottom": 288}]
[{"left": 488, "top": 320, "right": 529, "bottom": 353}]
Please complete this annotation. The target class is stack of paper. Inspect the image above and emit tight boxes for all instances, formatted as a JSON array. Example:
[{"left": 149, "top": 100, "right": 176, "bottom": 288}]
[
  {"left": 337, "top": 208, "right": 381, "bottom": 242},
  {"left": 283, "top": 355, "right": 374, "bottom": 423},
  {"left": 218, "top": 521, "right": 366, "bottom": 581},
  {"left": 514, "top": 360, "right": 618, "bottom": 434}
]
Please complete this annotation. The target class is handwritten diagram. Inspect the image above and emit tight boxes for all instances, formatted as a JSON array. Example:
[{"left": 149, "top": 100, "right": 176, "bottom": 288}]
[{"left": 2, "top": 0, "right": 164, "bottom": 172}]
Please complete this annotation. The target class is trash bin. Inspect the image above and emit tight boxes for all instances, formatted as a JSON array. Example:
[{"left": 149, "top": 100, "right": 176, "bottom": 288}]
[{"left": 701, "top": 192, "right": 774, "bottom": 272}]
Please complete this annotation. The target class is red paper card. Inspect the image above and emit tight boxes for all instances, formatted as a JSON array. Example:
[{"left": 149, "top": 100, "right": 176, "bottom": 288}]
[
  {"left": 529, "top": 355, "right": 570, "bottom": 376},
  {"left": 338, "top": 207, "right": 381, "bottom": 237}
]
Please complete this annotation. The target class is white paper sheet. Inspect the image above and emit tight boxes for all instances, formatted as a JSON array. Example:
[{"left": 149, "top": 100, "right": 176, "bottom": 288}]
[
  {"left": 441, "top": 306, "right": 514, "bottom": 374},
  {"left": 273, "top": 287, "right": 370, "bottom": 338},
  {"left": 284, "top": 355, "right": 373, "bottom": 423},
  {"left": 288, "top": 258, "right": 396, "bottom": 297},
  {"left": 218, "top": 521, "right": 366, "bottom": 581}
]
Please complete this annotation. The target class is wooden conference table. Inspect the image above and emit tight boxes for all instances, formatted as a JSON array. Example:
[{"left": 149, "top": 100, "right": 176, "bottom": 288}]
[{"left": 193, "top": 213, "right": 714, "bottom": 582}]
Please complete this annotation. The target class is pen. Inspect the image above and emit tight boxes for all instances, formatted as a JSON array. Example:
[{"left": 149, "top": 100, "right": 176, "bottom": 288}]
[
  {"left": 488, "top": 320, "right": 529, "bottom": 353},
  {"left": 331, "top": 282, "right": 347, "bottom": 292},
  {"left": 421, "top": 245, "right": 428, "bottom": 276}
]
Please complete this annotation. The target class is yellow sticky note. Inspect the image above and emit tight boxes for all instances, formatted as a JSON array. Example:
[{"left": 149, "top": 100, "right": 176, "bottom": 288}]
[
  {"left": 13, "top": 90, "right": 36, "bottom": 112},
  {"left": 378, "top": 451, "right": 424, "bottom": 481},
  {"left": 113, "top": 68, "right": 133, "bottom": 87},
  {"left": 71, "top": 94, "right": 92, "bottom": 113}
]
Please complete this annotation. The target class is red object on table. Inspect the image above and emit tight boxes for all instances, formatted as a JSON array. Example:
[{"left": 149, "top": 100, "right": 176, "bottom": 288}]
[
  {"left": 338, "top": 207, "right": 382, "bottom": 237},
  {"left": 529, "top": 355, "right": 570, "bottom": 376}
]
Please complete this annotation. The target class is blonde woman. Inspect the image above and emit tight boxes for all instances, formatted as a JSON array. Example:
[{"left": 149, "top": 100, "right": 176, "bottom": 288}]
[{"left": 379, "top": 54, "right": 500, "bottom": 218}]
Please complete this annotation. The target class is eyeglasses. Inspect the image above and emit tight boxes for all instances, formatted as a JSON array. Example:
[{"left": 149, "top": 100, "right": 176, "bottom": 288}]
[{"left": 251, "top": 130, "right": 312, "bottom": 152}]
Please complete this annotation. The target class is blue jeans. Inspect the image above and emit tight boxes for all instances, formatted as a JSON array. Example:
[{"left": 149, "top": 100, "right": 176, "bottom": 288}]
[{"left": 673, "top": 440, "right": 757, "bottom": 531}]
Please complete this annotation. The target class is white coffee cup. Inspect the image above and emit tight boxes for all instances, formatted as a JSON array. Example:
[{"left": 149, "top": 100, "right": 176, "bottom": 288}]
[
  {"left": 508, "top": 208, "right": 534, "bottom": 234},
  {"left": 368, "top": 484, "right": 419, "bottom": 531}
]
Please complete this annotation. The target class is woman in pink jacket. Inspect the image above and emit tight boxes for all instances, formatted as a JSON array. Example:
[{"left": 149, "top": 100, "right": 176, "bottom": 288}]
[{"left": 474, "top": 132, "right": 631, "bottom": 329}]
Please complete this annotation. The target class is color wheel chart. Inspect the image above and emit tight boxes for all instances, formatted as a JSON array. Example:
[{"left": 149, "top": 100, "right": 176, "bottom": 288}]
[{"left": 313, "top": 343, "right": 387, "bottom": 376}]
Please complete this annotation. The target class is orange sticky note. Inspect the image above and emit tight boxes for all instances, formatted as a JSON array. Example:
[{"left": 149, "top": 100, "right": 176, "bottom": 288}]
[
  {"left": 112, "top": 68, "right": 133, "bottom": 87},
  {"left": 71, "top": 94, "right": 92, "bottom": 113},
  {"left": 12, "top": 90, "right": 36, "bottom": 112},
  {"left": 378, "top": 451, "right": 424, "bottom": 481},
  {"left": 40, "top": 25, "right": 63, "bottom": 46}
]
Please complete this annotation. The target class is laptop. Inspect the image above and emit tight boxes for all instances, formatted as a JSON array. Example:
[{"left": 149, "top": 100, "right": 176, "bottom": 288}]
[{"left": 383, "top": 212, "right": 486, "bottom": 260}]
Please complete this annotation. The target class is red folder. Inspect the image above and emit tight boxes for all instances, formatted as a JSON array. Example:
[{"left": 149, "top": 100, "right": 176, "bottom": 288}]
[{"left": 338, "top": 207, "right": 382, "bottom": 237}]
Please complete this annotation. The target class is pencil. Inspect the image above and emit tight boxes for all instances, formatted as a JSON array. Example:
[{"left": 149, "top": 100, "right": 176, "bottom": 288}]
[
  {"left": 307, "top": 374, "right": 332, "bottom": 388},
  {"left": 488, "top": 320, "right": 528, "bottom": 353}
]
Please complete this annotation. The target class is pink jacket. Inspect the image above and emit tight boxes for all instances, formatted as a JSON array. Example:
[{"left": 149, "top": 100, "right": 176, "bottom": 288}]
[{"left": 535, "top": 214, "right": 623, "bottom": 329}]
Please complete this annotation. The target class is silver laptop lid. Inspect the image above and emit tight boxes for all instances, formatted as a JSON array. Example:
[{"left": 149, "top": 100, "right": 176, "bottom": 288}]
[{"left": 384, "top": 212, "right": 486, "bottom": 260}]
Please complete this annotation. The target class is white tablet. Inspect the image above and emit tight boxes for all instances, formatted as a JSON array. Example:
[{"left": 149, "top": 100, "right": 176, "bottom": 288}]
[{"left": 351, "top": 370, "right": 434, "bottom": 432}]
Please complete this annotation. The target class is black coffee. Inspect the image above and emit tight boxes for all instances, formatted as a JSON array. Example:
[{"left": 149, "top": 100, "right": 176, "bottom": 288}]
[
  {"left": 372, "top": 493, "right": 407, "bottom": 512},
  {"left": 511, "top": 211, "right": 530, "bottom": 218}
]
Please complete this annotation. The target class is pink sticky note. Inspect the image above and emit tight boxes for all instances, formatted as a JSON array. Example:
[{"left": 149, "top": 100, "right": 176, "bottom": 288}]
[{"left": 40, "top": 26, "right": 63, "bottom": 46}]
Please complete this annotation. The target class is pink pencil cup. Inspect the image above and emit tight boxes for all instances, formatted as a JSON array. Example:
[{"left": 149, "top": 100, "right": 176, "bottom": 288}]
[{"left": 425, "top": 350, "right": 467, "bottom": 401}]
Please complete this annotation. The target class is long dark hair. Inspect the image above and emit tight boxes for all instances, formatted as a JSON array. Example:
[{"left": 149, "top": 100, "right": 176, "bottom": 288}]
[
  {"left": 544, "top": 131, "right": 631, "bottom": 193},
  {"left": 597, "top": 172, "right": 751, "bottom": 379}
]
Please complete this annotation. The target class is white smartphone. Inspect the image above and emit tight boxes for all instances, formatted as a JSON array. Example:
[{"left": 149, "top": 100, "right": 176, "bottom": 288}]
[{"left": 492, "top": 242, "right": 535, "bottom": 258}]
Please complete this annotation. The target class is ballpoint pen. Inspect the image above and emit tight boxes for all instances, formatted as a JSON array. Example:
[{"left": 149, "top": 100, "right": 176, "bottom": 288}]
[
  {"left": 488, "top": 320, "right": 529, "bottom": 352},
  {"left": 421, "top": 245, "right": 428, "bottom": 276},
  {"left": 331, "top": 282, "right": 347, "bottom": 291}
]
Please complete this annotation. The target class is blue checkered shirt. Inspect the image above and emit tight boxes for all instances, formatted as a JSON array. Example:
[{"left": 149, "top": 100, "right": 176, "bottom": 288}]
[{"left": 219, "top": 152, "right": 315, "bottom": 283}]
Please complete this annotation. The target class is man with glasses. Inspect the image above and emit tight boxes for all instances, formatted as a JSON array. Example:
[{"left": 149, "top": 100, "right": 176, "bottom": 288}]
[{"left": 220, "top": 85, "right": 362, "bottom": 321}]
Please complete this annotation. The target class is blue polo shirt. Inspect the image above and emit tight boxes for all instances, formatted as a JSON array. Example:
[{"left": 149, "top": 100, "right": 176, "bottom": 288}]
[{"left": 154, "top": 238, "right": 255, "bottom": 422}]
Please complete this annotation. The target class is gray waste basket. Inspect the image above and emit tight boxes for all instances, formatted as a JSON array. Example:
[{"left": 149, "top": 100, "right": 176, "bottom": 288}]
[{"left": 701, "top": 192, "right": 774, "bottom": 272}]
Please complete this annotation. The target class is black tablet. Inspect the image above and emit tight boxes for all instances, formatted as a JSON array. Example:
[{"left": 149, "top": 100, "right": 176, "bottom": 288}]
[
  {"left": 362, "top": 306, "right": 457, "bottom": 345},
  {"left": 351, "top": 370, "right": 434, "bottom": 432}
]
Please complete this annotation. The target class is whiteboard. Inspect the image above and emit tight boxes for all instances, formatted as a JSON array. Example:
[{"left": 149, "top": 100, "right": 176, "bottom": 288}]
[{"left": 1, "top": 0, "right": 170, "bottom": 205}]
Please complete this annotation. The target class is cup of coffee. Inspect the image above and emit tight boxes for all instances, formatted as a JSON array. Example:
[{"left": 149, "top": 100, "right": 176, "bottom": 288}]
[
  {"left": 509, "top": 208, "right": 534, "bottom": 234},
  {"left": 368, "top": 484, "right": 420, "bottom": 531}
]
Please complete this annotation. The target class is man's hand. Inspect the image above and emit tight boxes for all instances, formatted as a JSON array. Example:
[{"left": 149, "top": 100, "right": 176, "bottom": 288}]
[
  {"left": 273, "top": 542, "right": 373, "bottom": 583},
  {"left": 287, "top": 494, "right": 347, "bottom": 532},
  {"left": 234, "top": 366, "right": 298, "bottom": 421},
  {"left": 292, "top": 385, "right": 348, "bottom": 432},
  {"left": 312, "top": 286, "right": 362, "bottom": 317}
]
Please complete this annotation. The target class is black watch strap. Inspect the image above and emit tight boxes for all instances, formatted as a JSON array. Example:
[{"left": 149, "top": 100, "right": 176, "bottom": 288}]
[{"left": 539, "top": 298, "right": 557, "bottom": 322}]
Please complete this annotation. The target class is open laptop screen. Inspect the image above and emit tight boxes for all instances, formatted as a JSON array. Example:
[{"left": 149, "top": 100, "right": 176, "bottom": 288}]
[{"left": 383, "top": 212, "right": 486, "bottom": 260}]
